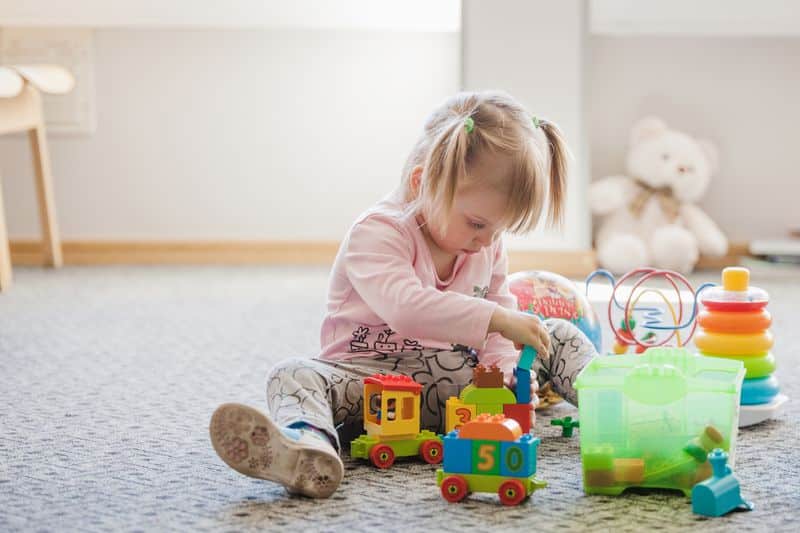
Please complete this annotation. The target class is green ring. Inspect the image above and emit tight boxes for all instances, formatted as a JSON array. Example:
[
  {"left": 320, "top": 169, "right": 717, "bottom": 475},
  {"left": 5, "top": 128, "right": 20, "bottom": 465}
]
[{"left": 700, "top": 351, "right": 776, "bottom": 378}]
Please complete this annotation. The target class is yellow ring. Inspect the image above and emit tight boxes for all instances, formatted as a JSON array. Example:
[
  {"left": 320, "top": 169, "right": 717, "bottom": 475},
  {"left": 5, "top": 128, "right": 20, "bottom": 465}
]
[
  {"left": 694, "top": 330, "right": 773, "bottom": 356},
  {"left": 699, "top": 351, "right": 776, "bottom": 379}
]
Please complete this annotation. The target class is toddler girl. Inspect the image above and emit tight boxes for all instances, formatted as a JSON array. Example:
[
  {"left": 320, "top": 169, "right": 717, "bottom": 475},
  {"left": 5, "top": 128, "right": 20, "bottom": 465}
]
[{"left": 209, "top": 91, "right": 598, "bottom": 498}]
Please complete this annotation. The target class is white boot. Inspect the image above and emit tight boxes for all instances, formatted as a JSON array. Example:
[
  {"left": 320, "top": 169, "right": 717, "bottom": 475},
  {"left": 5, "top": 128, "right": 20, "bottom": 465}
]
[{"left": 209, "top": 403, "right": 344, "bottom": 498}]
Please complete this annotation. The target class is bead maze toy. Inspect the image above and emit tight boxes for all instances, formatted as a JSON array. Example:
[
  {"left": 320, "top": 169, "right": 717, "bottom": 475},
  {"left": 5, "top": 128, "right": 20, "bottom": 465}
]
[
  {"left": 436, "top": 413, "right": 546, "bottom": 505},
  {"left": 350, "top": 374, "right": 443, "bottom": 469},
  {"left": 691, "top": 449, "right": 754, "bottom": 517},
  {"left": 586, "top": 267, "right": 711, "bottom": 355},
  {"left": 445, "top": 346, "right": 537, "bottom": 434},
  {"left": 695, "top": 267, "right": 787, "bottom": 426},
  {"left": 574, "top": 347, "right": 745, "bottom": 496}
]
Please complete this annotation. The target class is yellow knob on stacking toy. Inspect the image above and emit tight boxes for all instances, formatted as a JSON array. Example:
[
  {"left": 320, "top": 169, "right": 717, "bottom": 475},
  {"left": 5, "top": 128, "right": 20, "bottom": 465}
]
[{"left": 721, "top": 267, "right": 749, "bottom": 292}]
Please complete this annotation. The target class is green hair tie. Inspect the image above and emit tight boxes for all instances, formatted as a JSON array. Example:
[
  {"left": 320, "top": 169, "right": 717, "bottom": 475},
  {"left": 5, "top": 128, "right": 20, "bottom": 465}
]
[
  {"left": 464, "top": 116, "right": 475, "bottom": 133},
  {"left": 532, "top": 116, "right": 542, "bottom": 129}
]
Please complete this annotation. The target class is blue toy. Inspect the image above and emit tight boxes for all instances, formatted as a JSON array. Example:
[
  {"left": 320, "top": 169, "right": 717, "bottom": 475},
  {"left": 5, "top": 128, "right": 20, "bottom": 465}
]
[
  {"left": 740, "top": 375, "right": 781, "bottom": 405},
  {"left": 691, "top": 449, "right": 754, "bottom": 517}
]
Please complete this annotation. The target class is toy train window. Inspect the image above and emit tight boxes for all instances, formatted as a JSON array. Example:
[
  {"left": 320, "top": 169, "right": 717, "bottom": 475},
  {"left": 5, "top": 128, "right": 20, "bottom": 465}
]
[
  {"left": 387, "top": 399, "right": 397, "bottom": 421},
  {"left": 368, "top": 393, "right": 381, "bottom": 422},
  {"left": 401, "top": 397, "right": 414, "bottom": 420}
]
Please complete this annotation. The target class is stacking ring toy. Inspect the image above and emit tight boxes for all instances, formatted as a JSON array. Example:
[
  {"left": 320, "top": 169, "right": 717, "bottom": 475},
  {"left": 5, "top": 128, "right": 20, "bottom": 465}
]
[
  {"left": 697, "top": 352, "right": 776, "bottom": 379},
  {"left": 694, "top": 330, "right": 773, "bottom": 356},
  {"left": 697, "top": 309, "right": 771, "bottom": 334}
]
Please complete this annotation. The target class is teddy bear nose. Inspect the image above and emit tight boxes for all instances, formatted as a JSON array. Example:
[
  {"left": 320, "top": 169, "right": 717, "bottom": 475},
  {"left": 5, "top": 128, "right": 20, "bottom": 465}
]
[{"left": 678, "top": 165, "right": 688, "bottom": 173}]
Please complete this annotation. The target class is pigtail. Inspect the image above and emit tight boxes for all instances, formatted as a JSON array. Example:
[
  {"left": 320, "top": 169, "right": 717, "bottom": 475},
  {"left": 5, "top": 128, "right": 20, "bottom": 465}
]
[
  {"left": 420, "top": 113, "right": 473, "bottom": 231},
  {"left": 539, "top": 120, "right": 569, "bottom": 228}
]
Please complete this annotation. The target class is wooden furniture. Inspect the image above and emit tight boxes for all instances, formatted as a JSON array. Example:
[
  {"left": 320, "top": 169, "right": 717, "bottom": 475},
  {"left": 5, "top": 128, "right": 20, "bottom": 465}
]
[{"left": 0, "top": 65, "right": 73, "bottom": 291}]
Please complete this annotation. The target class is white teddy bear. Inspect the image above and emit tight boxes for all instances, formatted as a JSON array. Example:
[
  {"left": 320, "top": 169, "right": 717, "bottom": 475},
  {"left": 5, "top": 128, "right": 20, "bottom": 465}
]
[{"left": 590, "top": 117, "right": 728, "bottom": 274}]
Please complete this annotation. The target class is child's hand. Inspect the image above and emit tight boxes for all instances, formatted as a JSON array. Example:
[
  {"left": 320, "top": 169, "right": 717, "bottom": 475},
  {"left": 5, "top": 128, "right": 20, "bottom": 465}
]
[{"left": 489, "top": 307, "right": 550, "bottom": 357}]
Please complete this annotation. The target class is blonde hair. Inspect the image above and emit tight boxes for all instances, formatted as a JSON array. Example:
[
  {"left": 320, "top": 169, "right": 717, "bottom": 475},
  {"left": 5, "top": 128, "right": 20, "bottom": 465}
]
[{"left": 400, "top": 91, "right": 569, "bottom": 234}]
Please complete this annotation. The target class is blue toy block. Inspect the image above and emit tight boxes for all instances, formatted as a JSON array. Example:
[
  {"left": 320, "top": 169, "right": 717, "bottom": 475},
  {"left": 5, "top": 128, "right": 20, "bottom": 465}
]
[
  {"left": 514, "top": 367, "right": 532, "bottom": 404},
  {"left": 442, "top": 431, "right": 472, "bottom": 474},
  {"left": 692, "top": 449, "right": 754, "bottom": 517},
  {"left": 740, "top": 375, "right": 780, "bottom": 405},
  {"left": 519, "top": 345, "right": 537, "bottom": 371},
  {"left": 499, "top": 434, "right": 539, "bottom": 478}
]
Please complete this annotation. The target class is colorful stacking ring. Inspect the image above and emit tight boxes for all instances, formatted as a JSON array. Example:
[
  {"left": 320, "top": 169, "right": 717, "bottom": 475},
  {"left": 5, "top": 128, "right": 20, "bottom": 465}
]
[
  {"left": 740, "top": 375, "right": 780, "bottom": 405},
  {"left": 701, "top": 300, "right": 768, "bottom": 312},
  {"left": 696, "top": 309, "right": 771, "bottom": 334},
  {"left": 699, "top": 352, "right": 776, "bottom": 379},
  {"left": 694, "top": 330, "right": 773, "bottom": 356}
]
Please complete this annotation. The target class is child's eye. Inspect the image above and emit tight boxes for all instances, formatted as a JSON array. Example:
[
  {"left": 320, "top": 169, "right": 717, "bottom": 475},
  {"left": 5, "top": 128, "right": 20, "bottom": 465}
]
[{"left": 469, "top": 221, "right": 486, "bottom": 230}]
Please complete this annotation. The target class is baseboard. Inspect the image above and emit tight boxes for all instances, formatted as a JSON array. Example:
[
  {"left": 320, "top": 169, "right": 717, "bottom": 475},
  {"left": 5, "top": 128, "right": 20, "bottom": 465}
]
[
  {"left": 9, "top": 240, "right": 342, "bottom": 266},
  {"left": 695, "top": 242, "right": 750, "bottom": 270},
  {"left": 10, "top": 240, "right": 598, "bottom": 277}
]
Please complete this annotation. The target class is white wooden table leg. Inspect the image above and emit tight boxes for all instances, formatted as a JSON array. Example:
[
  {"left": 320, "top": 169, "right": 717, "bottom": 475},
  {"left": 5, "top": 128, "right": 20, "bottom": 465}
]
[
  {"left": 29, "top": 123, "right": 63, "bottom": 267},
  {"left": 0, "top": 171, "right": 12, "bottom": 291}
]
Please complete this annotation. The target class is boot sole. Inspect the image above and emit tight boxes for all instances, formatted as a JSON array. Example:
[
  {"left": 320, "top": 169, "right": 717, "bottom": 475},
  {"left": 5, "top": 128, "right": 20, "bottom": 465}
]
[{"left": 209, "top": 403, "right": 343, "bottom": 498}]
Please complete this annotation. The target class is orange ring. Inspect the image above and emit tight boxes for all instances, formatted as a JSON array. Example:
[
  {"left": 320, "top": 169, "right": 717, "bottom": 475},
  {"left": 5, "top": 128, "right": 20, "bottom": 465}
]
[
  {"left": 697, "top": 309, "right": 771, "bottom": 334},
  {"left": 694, "top": 330, "right": 773, "bottom": 356}
]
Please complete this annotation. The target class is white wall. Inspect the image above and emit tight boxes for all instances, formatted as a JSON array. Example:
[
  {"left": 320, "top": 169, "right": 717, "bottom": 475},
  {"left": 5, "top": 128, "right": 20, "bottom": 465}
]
[
  {"left": 588, "top": 36, "right": 800, "bottom": 241},
  {"left": 0, "top": 28, "right": 459, "bottom": 239},
  {"left": 462, "top": 0, "right": 591, "bottom": 251}
]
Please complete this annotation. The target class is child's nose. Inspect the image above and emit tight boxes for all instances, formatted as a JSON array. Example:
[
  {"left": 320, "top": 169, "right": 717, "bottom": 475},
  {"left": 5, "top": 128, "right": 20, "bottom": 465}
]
[{"left": 477, "top": 231, "right": 494, "bottom": 247}]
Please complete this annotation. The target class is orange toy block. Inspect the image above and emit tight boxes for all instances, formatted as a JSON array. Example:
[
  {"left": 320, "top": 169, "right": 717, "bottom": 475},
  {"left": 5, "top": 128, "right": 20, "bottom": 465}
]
[{"left": 458, "top": 414, "right": 522, "bottom": 442}]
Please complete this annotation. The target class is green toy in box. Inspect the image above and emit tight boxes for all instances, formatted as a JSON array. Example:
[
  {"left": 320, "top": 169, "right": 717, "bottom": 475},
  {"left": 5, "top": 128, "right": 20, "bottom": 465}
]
[{"left": 574, "top": 347, "right": 744, "bottom": 496}]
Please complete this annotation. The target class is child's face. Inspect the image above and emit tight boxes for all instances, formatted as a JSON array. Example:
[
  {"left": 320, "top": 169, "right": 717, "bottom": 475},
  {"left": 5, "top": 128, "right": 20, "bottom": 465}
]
[
  {"left": 426, "top": 152, "right": 512, "bottom": 257},
  {"left": 429, "top": 184, "right": 507, "bottom": 256}
]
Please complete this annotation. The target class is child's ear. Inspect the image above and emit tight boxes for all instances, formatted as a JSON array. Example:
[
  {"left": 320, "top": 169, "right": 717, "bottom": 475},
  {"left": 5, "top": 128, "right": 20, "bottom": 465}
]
[{"left": 410, "top": 166, "right": 423, "bottom": 196}]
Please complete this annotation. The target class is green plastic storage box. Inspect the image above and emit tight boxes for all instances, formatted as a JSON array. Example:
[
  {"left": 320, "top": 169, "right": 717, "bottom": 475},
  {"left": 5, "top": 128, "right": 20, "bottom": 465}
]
[{"left": 574, "top": 347, "right": 744, "bottom": 496}]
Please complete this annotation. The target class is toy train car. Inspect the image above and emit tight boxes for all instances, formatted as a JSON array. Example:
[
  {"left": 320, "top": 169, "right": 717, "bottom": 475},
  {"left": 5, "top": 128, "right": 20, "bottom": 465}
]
[
  {"left": 436, "top": 413, "right": 546, "bottom": 505},
  {"left": 350, "top": 374, "right": 443, "bottom": 468}
]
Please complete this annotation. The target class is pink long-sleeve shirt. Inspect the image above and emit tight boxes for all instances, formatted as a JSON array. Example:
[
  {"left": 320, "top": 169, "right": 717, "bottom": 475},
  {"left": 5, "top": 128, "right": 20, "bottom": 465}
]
[{"left": 319, "top": 198, "right": 520, "bottom": 377}]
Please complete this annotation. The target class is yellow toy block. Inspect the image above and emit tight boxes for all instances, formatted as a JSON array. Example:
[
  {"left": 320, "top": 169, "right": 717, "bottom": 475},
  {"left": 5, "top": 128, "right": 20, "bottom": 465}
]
[{"left": 446, "top": 397, "right": 476, "bottom": 433}]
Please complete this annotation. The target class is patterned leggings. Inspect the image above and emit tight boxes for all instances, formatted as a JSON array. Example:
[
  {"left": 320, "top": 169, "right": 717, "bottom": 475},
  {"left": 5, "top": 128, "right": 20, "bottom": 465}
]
[{"left": 266, "top": 318, "right": 596, "bottom": 450}]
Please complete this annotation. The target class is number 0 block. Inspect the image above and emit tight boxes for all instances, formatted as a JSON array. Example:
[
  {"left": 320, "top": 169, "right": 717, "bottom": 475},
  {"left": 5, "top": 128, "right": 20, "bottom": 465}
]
[{"left": 500, "top": 435, "right": 539, "bottom": 477}]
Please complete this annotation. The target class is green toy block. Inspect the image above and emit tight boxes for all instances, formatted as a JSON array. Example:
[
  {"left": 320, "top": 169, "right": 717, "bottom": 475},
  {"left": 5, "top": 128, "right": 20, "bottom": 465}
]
[
  {"left": 461, "top": 384, "right": 516, "bottom": 407},
  {"left": 350, "top": 430, "right": 440, "bottom": 460},
  {"left": 436, "top": 469, "right": 547, "bottom": 496},
  {"left": 350, "top": 434, "right": 378, "bottom": 459},
  {"left": 472, "top": 439, "right": 501, "bottom": 475},
  {"left": 475, "top": 403, "right": 504, "bottom": 415}
]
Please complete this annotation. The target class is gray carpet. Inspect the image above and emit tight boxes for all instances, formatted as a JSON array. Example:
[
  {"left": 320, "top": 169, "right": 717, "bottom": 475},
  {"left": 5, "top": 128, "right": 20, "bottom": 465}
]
[{"left": 1, "top": 265, "right": 798, "bottom": 532}]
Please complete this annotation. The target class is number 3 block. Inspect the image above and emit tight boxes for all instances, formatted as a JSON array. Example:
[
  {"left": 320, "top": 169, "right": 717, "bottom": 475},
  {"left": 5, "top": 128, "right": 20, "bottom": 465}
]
[{"left": 445, "top": 397, "right": 476, "bottom": 433}]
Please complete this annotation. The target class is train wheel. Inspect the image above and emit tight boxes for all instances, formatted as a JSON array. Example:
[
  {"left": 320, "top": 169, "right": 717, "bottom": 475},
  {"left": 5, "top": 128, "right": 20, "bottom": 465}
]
[
  {"left": 498, "top": 479, "right": 526, "bottom": 506},
  {"left": 440, "top": 475, "right": 468, "bottom": 503},
  {"left": 369, "top": 444, "right": 395, "bottom": 469},
  {"left": 420, "top": 440, "right": 443, "bottom": 464}
]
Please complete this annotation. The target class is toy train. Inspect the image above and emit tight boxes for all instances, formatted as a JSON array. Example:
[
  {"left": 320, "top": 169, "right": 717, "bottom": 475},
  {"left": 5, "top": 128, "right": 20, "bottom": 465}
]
[
  {"left": 445, "top": 346, "right": 538, "bottom": 434},
  {"left": 437, "top": 413, "right": 546, "bottom": 505},
  {"left": 350, "top": 374, "right": 443, "bottom": 468}
]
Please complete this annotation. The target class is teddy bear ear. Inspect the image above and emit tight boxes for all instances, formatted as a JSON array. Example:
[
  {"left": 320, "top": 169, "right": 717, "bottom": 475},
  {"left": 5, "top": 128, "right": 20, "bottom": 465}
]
[
  {"left": 630, "top": 116, "right": 667, "bottom": 145},
  {"left": 698, "top": 140, "right": 719, "bottom": 173}
]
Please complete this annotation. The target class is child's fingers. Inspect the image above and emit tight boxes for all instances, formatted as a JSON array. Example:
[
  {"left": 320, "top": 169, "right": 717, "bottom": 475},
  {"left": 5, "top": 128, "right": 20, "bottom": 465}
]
[
  {"left": 537, "top": 327, "right": 551, "bottom": 356},
  {"left": 528, "top": 336, "right": 548, "bottom": 356}
]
